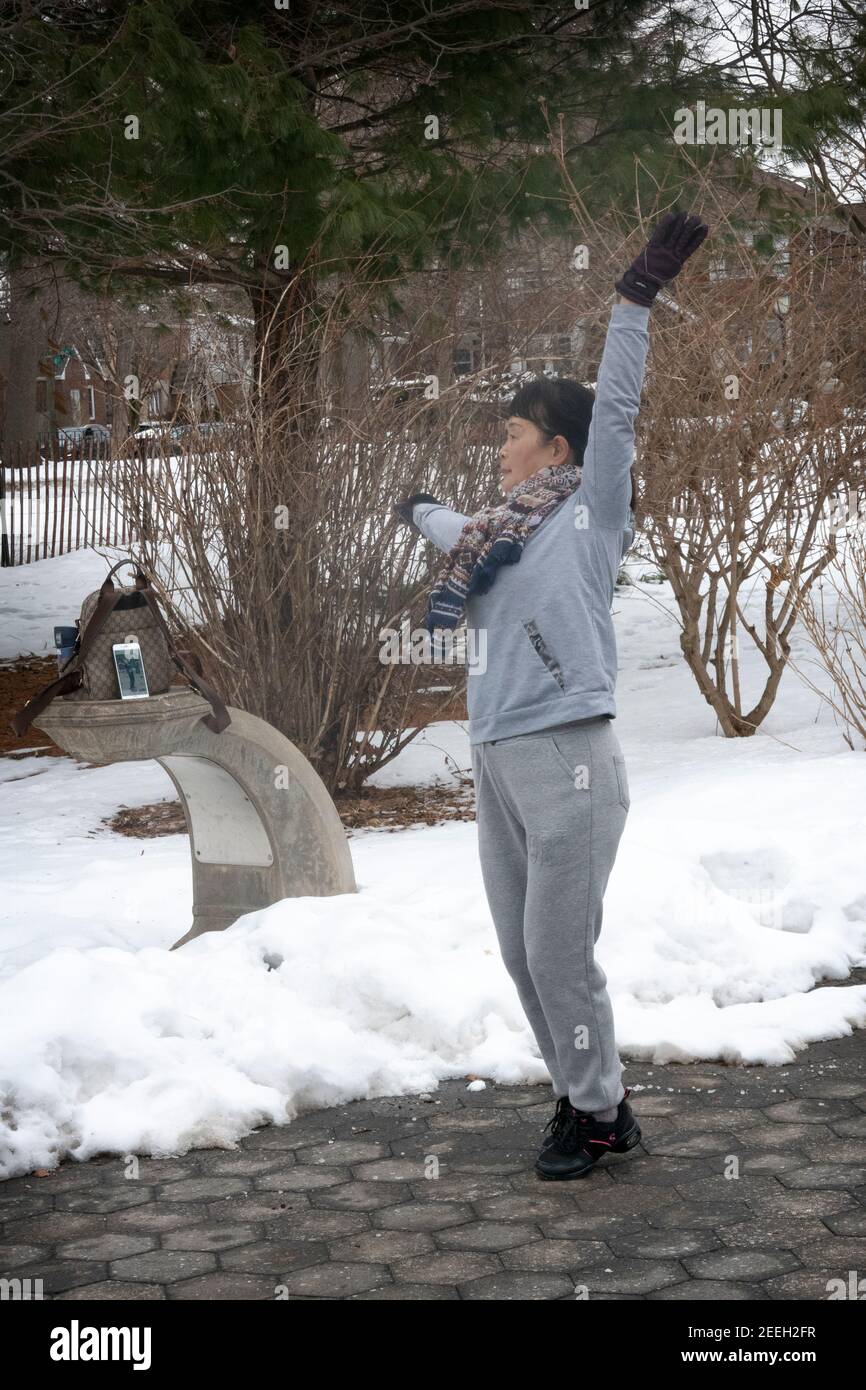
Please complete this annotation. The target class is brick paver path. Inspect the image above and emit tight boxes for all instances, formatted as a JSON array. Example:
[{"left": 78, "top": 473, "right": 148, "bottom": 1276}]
[{"left": 3, "top": 987, "right": 865, "bottom": 1300}]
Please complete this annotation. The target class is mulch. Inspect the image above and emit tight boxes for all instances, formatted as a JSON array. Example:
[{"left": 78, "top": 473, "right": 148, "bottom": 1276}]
[
  {"left": 0, "top": 655, "right": 59, "bottom": 757},
  {"left": 105, "top": 779, "right": 475, "bottom": 839}
]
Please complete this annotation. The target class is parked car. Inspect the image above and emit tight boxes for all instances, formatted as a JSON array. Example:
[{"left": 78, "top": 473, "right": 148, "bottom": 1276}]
[
  {"left": 370, "top": 377, "right": 433, "bottom": 406},
  {"left": 36, "top": 423, "right": 108, "bottom": 462},
  {"left": 121, "top": 421, "right": 187, "bottom": 458},
  {"left": 118, "top": 418, "right": 233, "bottom": 458},
  {"left": 184, "top": 420, "right": 229, "bottom": 441},
  {"left": 47, "top": 423, "right": 112, "bottom": 459}
]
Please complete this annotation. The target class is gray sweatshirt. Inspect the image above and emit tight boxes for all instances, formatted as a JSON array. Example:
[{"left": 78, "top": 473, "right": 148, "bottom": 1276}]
[{"left": 411, "top": 300, "right": 651, "bottom": 744}]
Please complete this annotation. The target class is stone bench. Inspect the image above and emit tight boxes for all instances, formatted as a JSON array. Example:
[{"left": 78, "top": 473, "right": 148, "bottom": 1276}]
[{"left": 35, "top": 688, "right": 357, "bottom": 949}]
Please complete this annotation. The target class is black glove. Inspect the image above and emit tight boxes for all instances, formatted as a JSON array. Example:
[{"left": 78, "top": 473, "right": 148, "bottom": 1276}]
[
  {"left": 615, "top": 210, "right": 709, "bottom": 307},
  {"left": 393, "top": 492, "right": 443, "bottom": 532}
]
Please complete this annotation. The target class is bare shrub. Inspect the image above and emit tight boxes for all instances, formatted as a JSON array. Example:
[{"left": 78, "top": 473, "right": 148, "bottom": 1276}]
[
  {"left": 114, "top": 267, "right": 503, "bottom": 792},
  {"left": 778, "top": 491, "right": 866, "bottom": 749},
  {"left": 545, "top": 124, "right": 866, "bottom": 735}
]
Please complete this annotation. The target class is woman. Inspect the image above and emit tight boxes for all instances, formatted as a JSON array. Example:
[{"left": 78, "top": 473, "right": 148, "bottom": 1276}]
[{"left": 395, "top": 211, "right": 709, "bottom": 1180}]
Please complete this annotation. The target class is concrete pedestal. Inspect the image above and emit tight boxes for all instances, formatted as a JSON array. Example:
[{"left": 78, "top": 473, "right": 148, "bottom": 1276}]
[{"left": 35, "top": 689, "right": 357, "bottom": 949}]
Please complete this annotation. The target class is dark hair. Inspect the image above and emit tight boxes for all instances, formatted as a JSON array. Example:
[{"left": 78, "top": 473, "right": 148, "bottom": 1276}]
[
  {"left": 506, "top": 376, "right": 636, "bottom": 510},
  {"left": 506, "top": 377, "right": 595, "bottom": 466}
]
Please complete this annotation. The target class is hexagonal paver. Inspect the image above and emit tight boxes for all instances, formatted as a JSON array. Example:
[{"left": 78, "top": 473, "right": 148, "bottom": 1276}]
[
  {"left": 435, "top": 1220, "right": 542, "bottom": 1252},
  {"left": 777, "top": 1164, "right": 866, "bottom": 1189},
  {"left": 716, "top": 1216, "right": 830, "bottom": 1249},
  {"left": 327, "top": 1230, "right": 435, "bottom": 1264},
  {"left": 255, "top": 1208, "right": 368, "bottom": 1240},
  {"left": 5, "top": 1025, "right": 866, "bottom": 1301},
  {"left": 110, "top": 1204, "right": 209, "bottom": 1232},
  {"left": 161, "top": 1223, "right": 262, "bottom": 1252},
  {"left": 3, "top": 1260, "right": 108, "bottom": 1294},
  {"left": 499, "top": 1239, "right": 612, "bottom": 1272},
  {"left": 390, "top": 1250, "right": 502, "bottom": 1285},
  {"left": 220, "top": 1240, "right": 331, "bottom": 1274},
  {"left": 373, "top": 1201, "right": 474, "bottom": 1232},
  {"left": 168, "top": 1272, "right": 281, "bottom": 1300},
  {"left": 349, "top": 1283, "right": 458, "bottom": 1300},
  {"left": 649, "top": 1279, "right": 766, "bottom": 1301},
  {"left": 204, "top": 1195, "right": 310, "bottom": 1224},
  {"left": 295, "top": 1141, "right": 389, "bottom": 1166},
  {"left": 763, "top": 1099, "right": 858, "bottom": 1124},
  {"left": 459, "top": 1271, "right": 576, "bottom": 1300},
  {"left": 567, "top": 1258, "right": 685, "bottom": 1295},
  {"left": 154, "top": 1177, "right": 250, "bottom": 1202},
  {"left": 54, "top": 1233, "right": 156, "bottom": 1262},
  {"left": 683, "top": 1248, "right": 802, "bottom": 1280},
  {"left": 644, "top": 1200, "right": 752, "bottom": 1230},
  {"left": 53, "top": 1188, "right": 155, "bottom": 1215},
  {"left": 607, "top": 1229, "right": 720, "bottom": 1259},
  {"left": 198, "top": 1153, "right": 295, "bottom": 1177},
  {"left": 56, "top": 1281, "right": 166, "bottom": 1300},
  {"left": 109, "top": 1250, "right": 217, "bottom": 1283},
  {"left": 310, "top": 1181, "right": 412, "bottom": 1211},
  {"left": 253, "top": 1168, "right": 347, "bottom": 1192},
  {"left": 277, "top": 1261, "right": 390, "bottom": 1298},
  {"left": 0, "top": 1243, "right": 50, "bottom": 1270}
]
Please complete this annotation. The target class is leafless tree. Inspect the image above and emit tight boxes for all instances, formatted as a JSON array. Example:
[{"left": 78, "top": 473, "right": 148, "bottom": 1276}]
[
  {"left": 780, "top": 491, "right": 866, "bottom": 750},
  {"left": 111, "top": 253, "right": 504, "bottom": 792}
]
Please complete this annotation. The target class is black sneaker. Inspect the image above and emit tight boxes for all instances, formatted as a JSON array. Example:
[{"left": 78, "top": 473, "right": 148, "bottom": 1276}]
[
  {"left": 539, "top": 1095, "right": 574, "bottom": 1151},
  {"left": 540, "top": 1088, "right": 634, "bottom": 1150},
  {"left": 535, "top": 1086, "right": 641, "bottom": 1180}
]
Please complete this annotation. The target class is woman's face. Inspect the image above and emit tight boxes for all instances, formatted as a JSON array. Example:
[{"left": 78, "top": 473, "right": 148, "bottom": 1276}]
[{"left": 499, "top": 416, "right": 571, "bottom": 493}]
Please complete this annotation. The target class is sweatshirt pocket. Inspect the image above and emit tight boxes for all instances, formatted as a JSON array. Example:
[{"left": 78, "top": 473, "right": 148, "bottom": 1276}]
[{"left": 522, "top": 619, "right": 566, "bottom": 691}]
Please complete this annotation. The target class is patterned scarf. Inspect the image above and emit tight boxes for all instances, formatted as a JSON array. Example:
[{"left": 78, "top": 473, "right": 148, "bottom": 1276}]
[{"left": 424, "top": 461, "right": 581, "bottom": 634}]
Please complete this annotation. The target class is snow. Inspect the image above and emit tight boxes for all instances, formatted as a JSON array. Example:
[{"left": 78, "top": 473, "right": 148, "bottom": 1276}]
[
  {"left": 1, "top": 545, "right": 866, "bottom": 1179},
  {"left": 0, "top": 545, "right": 118, "bottom": 660}
]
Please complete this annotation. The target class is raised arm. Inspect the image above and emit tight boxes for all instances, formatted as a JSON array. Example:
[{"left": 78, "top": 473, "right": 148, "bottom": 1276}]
[
  {"left": 579, "top": 301, "right": 650, "bottom": 532},
  {"left": 581, "top": 210, "right": 709, "bottom": 532}
]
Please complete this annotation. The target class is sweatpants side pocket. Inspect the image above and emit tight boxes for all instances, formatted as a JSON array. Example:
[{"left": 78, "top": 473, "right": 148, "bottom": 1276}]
[{"left": 613, "top": 754, "right": 630, "bottom": 811}]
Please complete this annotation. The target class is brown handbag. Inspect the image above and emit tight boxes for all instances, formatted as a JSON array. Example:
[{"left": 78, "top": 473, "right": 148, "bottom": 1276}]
[{"left": 10, "top": 559, "right": 230, "bottom": 737}]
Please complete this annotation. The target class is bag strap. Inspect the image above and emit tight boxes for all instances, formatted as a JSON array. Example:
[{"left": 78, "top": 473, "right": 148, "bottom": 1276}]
[
  {"left": 58, "top": 560, "right": 144, "bottom": 676},
  {"left": 85, "top": 560, "right": 230, "bottom": 732},
  {"left": 10, "top": 560, "right": 138, "bottom": 736},
  {"left": 9, "top": 668, "right": 83, "bottom": 737},
  {"left": 135, "top": 586, "right": 231, "bottom": 734},
  {"left": 11, "top": 558, "right": 231, "bottom": 738}
]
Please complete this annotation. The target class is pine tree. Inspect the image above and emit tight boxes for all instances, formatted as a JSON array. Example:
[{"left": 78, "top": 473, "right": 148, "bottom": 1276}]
[{"left": 2, "top": 0, "right": 748, "bottom": 419}]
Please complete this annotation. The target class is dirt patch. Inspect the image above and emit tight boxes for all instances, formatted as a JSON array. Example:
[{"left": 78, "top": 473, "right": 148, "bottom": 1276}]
[
  {"left": 102, "top": 776, "right": 476, "bottom": 839},
  {"left": 107, "top": 801, "right": 189, "bottom": 837},
  {"left": 0, "top": 656, "right": 61, "bottom": 757},
  {"left": 336, "top": 777, "right": 475, "bottom": 832}
]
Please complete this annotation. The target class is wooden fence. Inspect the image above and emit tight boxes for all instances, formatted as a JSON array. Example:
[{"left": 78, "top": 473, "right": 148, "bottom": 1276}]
[{"left": 1, "top": 444, "right": 149, "bottom": 566}]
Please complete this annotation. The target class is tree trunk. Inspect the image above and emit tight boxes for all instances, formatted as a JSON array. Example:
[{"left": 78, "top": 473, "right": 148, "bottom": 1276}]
[
  {"left": 250, "top": 267, "right": 324, "bottom": 438},
  {"left": 3, "top": 260, "right": 53, "bottom": 448}
]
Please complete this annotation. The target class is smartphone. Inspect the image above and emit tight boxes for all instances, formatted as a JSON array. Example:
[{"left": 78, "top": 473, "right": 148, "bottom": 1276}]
[{"left": 112, "top": 640, "right": 149, "bottom": 699}]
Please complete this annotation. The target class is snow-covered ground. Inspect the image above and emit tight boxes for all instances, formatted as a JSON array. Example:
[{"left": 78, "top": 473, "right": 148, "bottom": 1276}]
[
  {"left": 1, "top": 545, "right": 114, "bottom": 660},
  {"left": 1, "top": 543, "right": 866, "bottom": 1180}
]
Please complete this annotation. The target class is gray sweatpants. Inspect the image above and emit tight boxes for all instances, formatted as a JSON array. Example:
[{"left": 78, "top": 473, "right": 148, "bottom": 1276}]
[{"left": 470, "top": 714, "right": 629, "bottom": 1114}]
